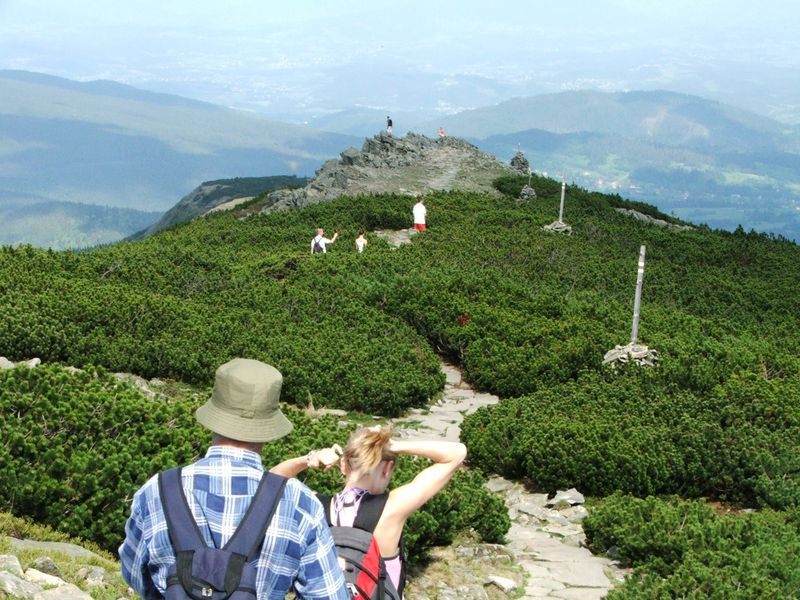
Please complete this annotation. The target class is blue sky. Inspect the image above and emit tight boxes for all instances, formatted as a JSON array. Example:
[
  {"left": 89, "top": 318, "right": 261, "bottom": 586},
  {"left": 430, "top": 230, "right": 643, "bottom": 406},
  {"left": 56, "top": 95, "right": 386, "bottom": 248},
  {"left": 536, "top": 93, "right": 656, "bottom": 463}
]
[{"left": 1, "top": 0, "right": 799, "bottom": 121}]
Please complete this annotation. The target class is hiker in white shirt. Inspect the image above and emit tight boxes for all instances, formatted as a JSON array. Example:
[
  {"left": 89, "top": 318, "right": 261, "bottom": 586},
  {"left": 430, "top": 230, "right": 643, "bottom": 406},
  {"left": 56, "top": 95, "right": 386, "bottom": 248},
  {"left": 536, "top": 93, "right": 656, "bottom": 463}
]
[
  {"left": 355, "top": 229, "right": 368, "bottom": 253},
  {"left": 311, "top": 228, "right": 338, "bottom": 254},
  {"left": 412, "top": 198, "right": 427, "bottom": 231}
]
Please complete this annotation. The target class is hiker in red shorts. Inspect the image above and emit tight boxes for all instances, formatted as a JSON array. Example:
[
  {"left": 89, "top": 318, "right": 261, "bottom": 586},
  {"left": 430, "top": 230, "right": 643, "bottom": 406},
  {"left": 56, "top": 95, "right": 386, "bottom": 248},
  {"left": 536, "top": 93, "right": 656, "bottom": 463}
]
[{"left": 412, "top": 197, "right": 427, "bottom": 231}]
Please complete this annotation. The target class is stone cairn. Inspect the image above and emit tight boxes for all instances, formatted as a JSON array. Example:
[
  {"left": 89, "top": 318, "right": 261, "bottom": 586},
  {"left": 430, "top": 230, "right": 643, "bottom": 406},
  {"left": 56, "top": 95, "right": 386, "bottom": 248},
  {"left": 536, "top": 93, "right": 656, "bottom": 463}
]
[
  {"left": 510, "top": 151, "right": 530, "bottom": 173},
  {"left": 602, "top": 343, "right": 659, "bottom": 367},
  {"left": 542, "top": 221, "right": 572, "bottom": 235}
]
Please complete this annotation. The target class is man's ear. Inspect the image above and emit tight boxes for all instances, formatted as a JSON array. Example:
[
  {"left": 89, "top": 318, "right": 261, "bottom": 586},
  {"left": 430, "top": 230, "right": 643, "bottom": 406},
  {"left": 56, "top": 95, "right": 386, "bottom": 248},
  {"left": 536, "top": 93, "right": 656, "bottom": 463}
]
[
  {"left": 339, "top": 456, "right": 348, "bottom": 475},
  {"left": 382, "top": 460, "right": 395, "bottom": 478}
]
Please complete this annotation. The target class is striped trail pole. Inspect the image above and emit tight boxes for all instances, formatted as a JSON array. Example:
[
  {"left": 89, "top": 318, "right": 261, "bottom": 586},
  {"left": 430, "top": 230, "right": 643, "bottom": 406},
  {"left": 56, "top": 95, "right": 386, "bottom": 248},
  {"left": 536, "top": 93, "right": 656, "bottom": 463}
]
[
  {"left": 630, "top": 245, "right": 646, "bottom": 345},
  {"left": 559, "top": 176, "right": 566, "bottom": 223}
]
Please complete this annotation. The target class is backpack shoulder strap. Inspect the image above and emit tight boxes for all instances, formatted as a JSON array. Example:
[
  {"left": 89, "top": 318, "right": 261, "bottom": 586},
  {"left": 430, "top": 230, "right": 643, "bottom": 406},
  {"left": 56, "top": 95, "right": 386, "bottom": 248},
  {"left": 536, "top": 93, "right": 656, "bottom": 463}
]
[
  {"left": 159, "top": 467, "right": 208, "bottom": 552},
  {"left": 224, "top": 472, "right": 288, "bottom": 560},
  {"left": 352, "top": 493, "right": 389, "bottom": 533},
  {"left": 316, "top": 493, "right": 333, "bottom": 526}
]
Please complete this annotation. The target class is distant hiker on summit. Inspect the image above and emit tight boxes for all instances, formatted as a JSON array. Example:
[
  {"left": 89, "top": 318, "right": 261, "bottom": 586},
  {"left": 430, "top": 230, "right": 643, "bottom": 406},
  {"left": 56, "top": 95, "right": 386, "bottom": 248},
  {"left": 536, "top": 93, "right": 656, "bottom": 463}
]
[
  {"left": 312, "top": 228, "right": 338, "bottom": 254},
  {"left": 119, "top": 358, "right": 348, "bottom": 600},
  {"left": 386, "top": 115, "right": 393, "bottom": 136},
  {"left": 412, "top": 197, "right": 427, "bottom": 231}
]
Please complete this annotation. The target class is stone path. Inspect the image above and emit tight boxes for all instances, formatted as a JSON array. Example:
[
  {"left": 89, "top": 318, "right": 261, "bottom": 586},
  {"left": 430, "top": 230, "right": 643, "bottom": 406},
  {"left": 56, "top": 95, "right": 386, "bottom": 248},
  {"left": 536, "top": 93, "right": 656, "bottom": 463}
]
[
  {"left": 394, "top": 362, "right": 629, "bottom": 599},
  {"left": 374, "top": 227, "right": 417, "bottom": 248}
]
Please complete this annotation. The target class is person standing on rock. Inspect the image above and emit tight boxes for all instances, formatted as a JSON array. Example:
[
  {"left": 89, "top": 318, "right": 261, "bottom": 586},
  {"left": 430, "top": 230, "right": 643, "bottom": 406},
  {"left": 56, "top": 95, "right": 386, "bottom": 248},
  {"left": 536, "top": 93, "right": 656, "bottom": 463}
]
[
  {"left": 355, "top": 229, "right": 368, "bottom": 253},
  {"left": 311, "top": 228, "right": 338, "bottom": 254},
  {"left": 119, "top": 358, "right": 349, "bottom": 600},
  {"left": 271, "top": 425, "right": 467, "bottom": 599},
  {"left": 386, "top": 115, "right": 393, "bottom": 136},
  {"left": 412, "top": 197, "right": 427, "bottom": 231}
]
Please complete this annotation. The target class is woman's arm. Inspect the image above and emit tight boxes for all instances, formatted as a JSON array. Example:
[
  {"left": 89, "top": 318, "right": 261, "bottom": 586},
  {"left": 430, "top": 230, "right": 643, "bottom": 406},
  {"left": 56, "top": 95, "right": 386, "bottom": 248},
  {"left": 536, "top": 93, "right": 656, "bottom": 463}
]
[
  {"left": 270, "top": 445, "right": 342, "bottom": 478},
  {"left": 373, "top": 438, "right": 466, "bottom": 555},
  {"left": 385, "top": 439, "right": 467, "bottom": 518}
]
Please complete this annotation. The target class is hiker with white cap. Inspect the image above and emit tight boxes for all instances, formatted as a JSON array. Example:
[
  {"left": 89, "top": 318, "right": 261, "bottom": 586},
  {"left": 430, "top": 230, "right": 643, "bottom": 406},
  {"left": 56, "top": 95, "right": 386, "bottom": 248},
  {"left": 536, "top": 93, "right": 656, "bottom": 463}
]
[{"left": 119, "top": 358, "right": 349, "bottom": 600}]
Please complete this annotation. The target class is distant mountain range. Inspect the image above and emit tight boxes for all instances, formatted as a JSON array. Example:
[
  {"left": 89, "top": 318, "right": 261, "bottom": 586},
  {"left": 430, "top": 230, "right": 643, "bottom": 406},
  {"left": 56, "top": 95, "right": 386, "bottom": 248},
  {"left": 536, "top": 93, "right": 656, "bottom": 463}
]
[
  {"left": 0, "top": 70, "right": 358, "bottom": 248},
  {"left": 3, "top": 71, "right": 800, "bottom": 246},
  {"left": 0, "top": 191, "right": 161, "bottom": 249},
  {"left": 451, "top": 91, "right": 800, "bottom": 240}
]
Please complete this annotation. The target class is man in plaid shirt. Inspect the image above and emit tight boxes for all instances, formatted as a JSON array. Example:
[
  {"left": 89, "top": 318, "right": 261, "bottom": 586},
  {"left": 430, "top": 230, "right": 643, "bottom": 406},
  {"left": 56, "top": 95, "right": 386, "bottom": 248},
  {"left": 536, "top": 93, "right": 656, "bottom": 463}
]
[{"left": 119, "top": 358, "right": 349, "bottom": 600}]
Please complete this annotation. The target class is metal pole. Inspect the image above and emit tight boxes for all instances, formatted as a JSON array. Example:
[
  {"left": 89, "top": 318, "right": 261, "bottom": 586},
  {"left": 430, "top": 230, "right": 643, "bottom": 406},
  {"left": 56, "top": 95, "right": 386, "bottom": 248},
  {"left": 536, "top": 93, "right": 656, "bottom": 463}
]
[
  {"left": 558, "top": 176, "right": 566, "bottom": 223},
  {"left": 631, "top": 245, "right": 646, "bottom": 345}
]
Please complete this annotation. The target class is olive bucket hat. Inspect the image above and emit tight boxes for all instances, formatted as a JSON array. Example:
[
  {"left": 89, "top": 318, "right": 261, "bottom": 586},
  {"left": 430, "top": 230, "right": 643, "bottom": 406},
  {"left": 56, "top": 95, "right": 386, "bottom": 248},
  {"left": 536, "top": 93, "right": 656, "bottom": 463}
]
[{"left": 196, "top": 358, "right": 293, "bottom": 443}]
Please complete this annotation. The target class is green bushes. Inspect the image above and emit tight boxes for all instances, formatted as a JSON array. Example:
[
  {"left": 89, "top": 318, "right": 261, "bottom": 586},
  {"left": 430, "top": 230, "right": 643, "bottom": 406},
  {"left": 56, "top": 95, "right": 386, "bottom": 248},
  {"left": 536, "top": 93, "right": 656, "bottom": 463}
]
[
  {"left": 0, "top": 365, "right": 507, "bottom": 559},
  {"left": 462, "top": 373, "right": 800, "bottom": 509},
  {"left": 3, "top": 187, "right": 800, "bottom": 411},
  {"left": 584, "top": 494, "right": 800, "bottom": 598},
  {"left": 3, "top": 178, "right": 800, "bottom": 590}
]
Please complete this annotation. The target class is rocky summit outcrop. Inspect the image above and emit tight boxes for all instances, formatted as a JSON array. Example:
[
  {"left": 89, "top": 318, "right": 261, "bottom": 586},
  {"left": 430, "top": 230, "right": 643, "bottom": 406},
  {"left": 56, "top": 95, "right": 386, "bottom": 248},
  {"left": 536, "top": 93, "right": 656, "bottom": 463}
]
[{"left": 260, "top": 132, "right": 517, "bottom": 213}]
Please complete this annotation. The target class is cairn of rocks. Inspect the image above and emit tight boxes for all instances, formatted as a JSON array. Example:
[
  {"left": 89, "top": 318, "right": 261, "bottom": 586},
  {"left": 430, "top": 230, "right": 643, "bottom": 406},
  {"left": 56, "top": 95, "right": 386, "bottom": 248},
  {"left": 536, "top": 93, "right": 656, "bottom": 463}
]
[
  {"left": 602, "top": 343, "right": 659, "bottom": 367},
  {"left": 543, "top": 221, "right": 572, "bottom": 235},
  {"left": 510, "top": 151, "right": 530, "bottom": 173},
  {"left": 519, "top": 185, "right": 537, "bottom": 200}
]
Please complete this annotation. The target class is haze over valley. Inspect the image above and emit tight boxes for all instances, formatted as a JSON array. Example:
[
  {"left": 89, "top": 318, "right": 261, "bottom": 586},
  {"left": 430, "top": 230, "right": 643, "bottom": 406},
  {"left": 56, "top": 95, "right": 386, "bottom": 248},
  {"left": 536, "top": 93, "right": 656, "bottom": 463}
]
[{"left": 1, "top": 0, "right": 798, "bottom": 247}]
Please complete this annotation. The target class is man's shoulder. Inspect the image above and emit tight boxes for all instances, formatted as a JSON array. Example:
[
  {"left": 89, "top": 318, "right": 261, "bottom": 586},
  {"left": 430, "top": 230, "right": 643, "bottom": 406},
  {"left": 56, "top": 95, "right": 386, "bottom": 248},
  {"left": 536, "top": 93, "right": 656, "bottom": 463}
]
[{"left": 283, "top": 478, "right": 324, "bottom": 511}]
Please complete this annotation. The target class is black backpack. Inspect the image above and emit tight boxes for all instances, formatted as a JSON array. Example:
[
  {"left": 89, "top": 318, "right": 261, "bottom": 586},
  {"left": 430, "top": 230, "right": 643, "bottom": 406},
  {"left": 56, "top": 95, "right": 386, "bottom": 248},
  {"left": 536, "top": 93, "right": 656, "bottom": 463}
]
[
  {"left": 158, "top": 467, "right": 287, "bottom": 600},
  {"left": 312, "top": 237, "right": 324, "bottom": 254},
  {"left": 317, "top": 493, "right": 404, "bottom": 600}
]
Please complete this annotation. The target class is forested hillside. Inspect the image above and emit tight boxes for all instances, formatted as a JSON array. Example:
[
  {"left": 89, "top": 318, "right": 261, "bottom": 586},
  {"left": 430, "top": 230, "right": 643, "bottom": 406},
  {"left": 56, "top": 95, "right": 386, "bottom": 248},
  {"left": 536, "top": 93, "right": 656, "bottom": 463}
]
[{"left": 1, "top": 176, "right": 798, "bottom": 596}]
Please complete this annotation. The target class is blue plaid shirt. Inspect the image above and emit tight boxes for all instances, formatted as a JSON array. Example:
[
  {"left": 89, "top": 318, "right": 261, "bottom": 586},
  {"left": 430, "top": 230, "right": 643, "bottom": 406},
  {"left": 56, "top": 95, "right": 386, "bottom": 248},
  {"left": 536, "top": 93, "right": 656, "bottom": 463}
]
[{"left": 119, "top": 446, "right": 348, "bottom": 600}]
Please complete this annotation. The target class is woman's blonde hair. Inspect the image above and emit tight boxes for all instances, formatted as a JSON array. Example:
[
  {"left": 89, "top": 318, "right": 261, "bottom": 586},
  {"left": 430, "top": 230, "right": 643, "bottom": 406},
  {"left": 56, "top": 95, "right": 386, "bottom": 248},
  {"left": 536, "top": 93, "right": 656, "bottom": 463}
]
[{"left": 342, "top": 425, "right": 397, "bottom": 475}]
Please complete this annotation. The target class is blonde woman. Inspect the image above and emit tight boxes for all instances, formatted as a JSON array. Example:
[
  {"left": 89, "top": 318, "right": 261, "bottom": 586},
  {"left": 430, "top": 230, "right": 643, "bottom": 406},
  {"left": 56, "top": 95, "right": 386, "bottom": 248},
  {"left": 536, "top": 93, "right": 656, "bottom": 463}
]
[
  {"left": 272, "top": 426, "right": 466, "bottom": 598},
  {"left": 355, "top": 229, "right": 368, "bottom": 253}
]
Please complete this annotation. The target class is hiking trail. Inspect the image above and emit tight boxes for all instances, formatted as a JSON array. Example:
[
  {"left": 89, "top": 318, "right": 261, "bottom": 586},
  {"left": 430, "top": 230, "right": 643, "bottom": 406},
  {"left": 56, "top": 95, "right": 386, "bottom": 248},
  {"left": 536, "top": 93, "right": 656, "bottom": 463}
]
[{"left": 394, "top": 361, "right": 630, "bottom": 600}]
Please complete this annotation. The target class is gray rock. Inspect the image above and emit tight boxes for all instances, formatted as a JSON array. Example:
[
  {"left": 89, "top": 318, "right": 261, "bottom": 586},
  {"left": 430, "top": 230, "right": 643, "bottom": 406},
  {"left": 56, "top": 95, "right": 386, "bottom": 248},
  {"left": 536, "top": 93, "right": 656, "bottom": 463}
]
[
  {"left": 30, "top": 558, "right": 62, "bottom": 580},
  {"left": 24, "top": 568, "right": 65, "bottom": 587},
  {"left": 339, "top": 147, "right": 364, "bottom": 166},
  {"left": 0, "top": 571, "right": 44, "bottom": 599},
  {"left": 543, "top": 220, "right": 572, "bottom": 235},
  {"left": 615, "top": 208, "right": 693, "bottom": 231},
  {"left": 76, "top": 566, "right": 106, "bottom": 588},
  {"left": 457, "top": 584, "right": 489, "bottom": 600},
  {"left": 25, "top": 358, "right": 42, "bottom": 368},
  {"left": 560, "top": 505, "right": 589, "bottom": 523},
  {"left": 510, "top": 151, "right": 530, "bottom": 173},
  {"left": 0, "top": 357, "right": 15, "bottom": 369},
  {"left": 5, "top": 538, "right": 101, "bottom": 561},
  {"left": 547, "top": 488, "right": 585, "bottom": 507},
  {"left": 602, "top": 343, "right": 659, "bottom": 367},
  {"left": 519, "top": 185, "right": 537, "bottom": 200},
  {"left": 0, "top": 555, "right": 24, "bottom": 577},
  {"left": 486, "top": 575, "right": 516, "bottom": 593},
  {"left": 485, "top": 477, "right": 514, "bottom": 493},
  {"left": 314, "top": 408, "right": 348, "bottom": 417},
  {"left": 34, "top": 583, "right": 93, "bottom": 600}
]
